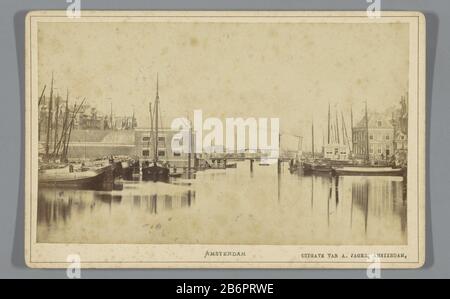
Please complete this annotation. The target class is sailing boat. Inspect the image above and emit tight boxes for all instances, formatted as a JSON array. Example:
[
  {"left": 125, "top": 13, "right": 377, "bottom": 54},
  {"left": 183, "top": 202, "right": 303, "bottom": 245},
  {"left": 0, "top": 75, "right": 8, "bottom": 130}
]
[
  {"left": 39, "top": 163, "right": 114, "bottom": 190},
  {"left": 38, "top": 75, "right": 114, "bottom": 189},
  {"left": 302, "top": 113, "right": 324, "bottom": 174},
  {"left": 142, "top": 75, "right": 170, "bottom": 182},
  {"left": 302, "top": 105, "right": 352, "bottom": 174}
]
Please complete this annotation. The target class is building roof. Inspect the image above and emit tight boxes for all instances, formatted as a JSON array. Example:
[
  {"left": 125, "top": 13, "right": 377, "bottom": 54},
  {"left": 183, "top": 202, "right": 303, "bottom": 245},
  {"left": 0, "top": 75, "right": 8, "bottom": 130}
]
[
  {"left": 354, "top": 112, "right": 393, "bottom": 129},
  {"left": 69, "top": 129, "right": 135, "bottom": 144}
]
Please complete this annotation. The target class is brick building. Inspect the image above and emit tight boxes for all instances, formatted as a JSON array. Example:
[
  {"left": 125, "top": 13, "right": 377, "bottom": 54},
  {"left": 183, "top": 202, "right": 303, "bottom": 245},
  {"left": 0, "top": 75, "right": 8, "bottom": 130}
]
[{"left": 353, "top": 113, "right": 394, "bottom": 161}]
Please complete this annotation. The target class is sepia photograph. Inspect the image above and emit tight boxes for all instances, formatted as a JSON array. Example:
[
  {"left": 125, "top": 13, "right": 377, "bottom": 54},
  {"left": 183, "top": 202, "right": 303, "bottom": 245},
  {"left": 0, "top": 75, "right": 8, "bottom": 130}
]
[{"left": 24, "top": 11, "right": 426, "bottom": 268}]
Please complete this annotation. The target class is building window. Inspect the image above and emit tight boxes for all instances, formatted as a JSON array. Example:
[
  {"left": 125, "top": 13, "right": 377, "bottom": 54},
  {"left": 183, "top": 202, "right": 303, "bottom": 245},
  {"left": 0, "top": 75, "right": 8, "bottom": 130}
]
[
  {"left": 142, "top": 136, "right": 151, "bottom": 142},
  {"left": 377, "top": 121, "right": 382, "bottom": 128},
  {"left": 158, "top": 150, "right": 166, "bottom": 157},
  {"left": 386, "top": 135, "right": 390, "bottom": 140},
  {"left": 369, "top": 134, "right": 374, "bottom": 140},
  {"left": 369, "top": 145, "right": 374, "bottom": 154},
  {"left": 173, "top": 152, "right": 181, "bottom": 157},
  {"left": 142, "top": 150, "right": 150, "bottom": 157},
  {"left": 378, "top": 147, "right": 382, "bottom": 154},
  {"left": 158, "top": 136, "right": 165, "bottom": 142}
]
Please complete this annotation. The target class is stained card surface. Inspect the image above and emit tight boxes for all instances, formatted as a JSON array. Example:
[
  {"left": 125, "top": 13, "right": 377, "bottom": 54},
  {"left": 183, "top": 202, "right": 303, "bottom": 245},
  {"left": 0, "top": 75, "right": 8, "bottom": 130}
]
[{"left": 25, "top": 11, "right": 426, "bottom": 268}]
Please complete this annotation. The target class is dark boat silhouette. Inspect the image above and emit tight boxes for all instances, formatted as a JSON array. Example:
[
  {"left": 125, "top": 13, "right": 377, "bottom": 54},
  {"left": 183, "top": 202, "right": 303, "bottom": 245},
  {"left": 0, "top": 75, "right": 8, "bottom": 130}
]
[
  {"left": 142, "top": 162, "right": 170, "bottom": 182},
  {"left": 142, "top": 74, "right": 170, "bottom": 182},
  {"left": 38, "top": 164, "right": 114, "bottom": 190},
  {"left": 332, "top": 166, "right": 404, "bottom": 177}
]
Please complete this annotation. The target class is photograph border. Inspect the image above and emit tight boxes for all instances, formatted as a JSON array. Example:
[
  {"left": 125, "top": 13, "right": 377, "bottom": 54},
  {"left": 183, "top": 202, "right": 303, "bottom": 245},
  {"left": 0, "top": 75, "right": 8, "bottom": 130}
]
[{"left": 24, "top": 10, "right": 426, "bottom": 269}]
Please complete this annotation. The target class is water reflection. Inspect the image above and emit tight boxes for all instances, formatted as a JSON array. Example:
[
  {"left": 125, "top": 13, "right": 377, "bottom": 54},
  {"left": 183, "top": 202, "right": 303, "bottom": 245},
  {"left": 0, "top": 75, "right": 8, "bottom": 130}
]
[
  {"left": 37, "top": 161, "right": 406, "bottom": 245},
  {"left": 37, "top": 185, "right": 195, "bottom": 243}
]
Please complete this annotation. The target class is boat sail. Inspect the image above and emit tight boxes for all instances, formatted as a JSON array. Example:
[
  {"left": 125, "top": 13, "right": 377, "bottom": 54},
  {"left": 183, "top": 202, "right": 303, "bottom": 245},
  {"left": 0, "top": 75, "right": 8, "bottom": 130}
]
[{"left": 142, "top": 75, "right": 170, "bottom": 182}]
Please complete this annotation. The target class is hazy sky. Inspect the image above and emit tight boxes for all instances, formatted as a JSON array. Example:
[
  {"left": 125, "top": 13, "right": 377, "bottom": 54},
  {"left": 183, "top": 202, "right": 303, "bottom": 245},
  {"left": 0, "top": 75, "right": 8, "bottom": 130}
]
[{"left": 38, "top": 21, "right": 409, "bottom": 150}]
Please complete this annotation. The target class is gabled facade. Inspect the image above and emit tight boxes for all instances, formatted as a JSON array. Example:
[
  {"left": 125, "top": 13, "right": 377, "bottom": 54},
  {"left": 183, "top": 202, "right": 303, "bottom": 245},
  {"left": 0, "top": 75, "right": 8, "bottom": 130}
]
[{"left": 353, "top": 113, "right": 394, "bottom": 160}]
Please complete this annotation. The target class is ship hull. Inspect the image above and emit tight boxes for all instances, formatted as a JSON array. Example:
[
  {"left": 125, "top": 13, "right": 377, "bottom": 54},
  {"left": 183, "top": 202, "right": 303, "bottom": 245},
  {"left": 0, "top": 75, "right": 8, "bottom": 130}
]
[
  {"left": 142, "top": 165, "right": 170, "bottom": 182},
  {"left": 38, "top": 165, "right": 114, "bottom": 190},
  {"left": 303, "top": 159, "right": 353, "bottom": 175},
  {"left": 332, "top": 167, "right": 405, "bottom": 177}
]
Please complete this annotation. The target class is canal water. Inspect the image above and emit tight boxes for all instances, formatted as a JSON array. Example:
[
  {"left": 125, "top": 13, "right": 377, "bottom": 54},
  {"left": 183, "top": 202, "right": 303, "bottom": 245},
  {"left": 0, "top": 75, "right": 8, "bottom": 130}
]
[{"left": 37, "top": 161, "right": 407, "bottom": 245}]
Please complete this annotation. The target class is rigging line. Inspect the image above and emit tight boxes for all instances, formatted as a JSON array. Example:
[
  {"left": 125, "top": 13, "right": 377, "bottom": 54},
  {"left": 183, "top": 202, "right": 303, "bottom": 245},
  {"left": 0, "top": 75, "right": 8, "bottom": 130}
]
[{"left": 38, "top": 85, "right": 46, "bottom": 106}]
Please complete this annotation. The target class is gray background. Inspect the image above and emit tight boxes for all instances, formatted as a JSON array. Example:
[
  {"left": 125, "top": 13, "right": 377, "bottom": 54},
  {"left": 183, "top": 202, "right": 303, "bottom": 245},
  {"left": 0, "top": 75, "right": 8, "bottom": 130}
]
[{"left": 0, "top": 0, "right": 447, "bottom": 279}]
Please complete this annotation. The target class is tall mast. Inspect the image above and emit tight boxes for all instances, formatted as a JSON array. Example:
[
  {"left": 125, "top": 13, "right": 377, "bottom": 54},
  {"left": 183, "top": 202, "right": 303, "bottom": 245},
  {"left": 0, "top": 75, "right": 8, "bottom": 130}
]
[
  {"left": 55, "top": 89, "right": 70, "bottom": 157},
  {"left": 342, "top": 112, "right": 351, "bottom": 152},
  {"left": 335, "top": 110, "right": 340, "bottom": 144},
  {"left": 311, "top": 118, "right": 315, "bottom": 159},
  {"left": 53, "top": 94, "right": 60, "bottom": 154},
  {"left": 38, "top": 85, "right": 46, "bottom": 107},
  {"left": 350, "top": 104, "right": 354, "bottom": 153},
  {"left": 110, "top": 102, "right": 113, "bottom": 130},
  {"left": 341, "top": 112, "right": 346, "bottom": 145},
  {"left": 149, "top": 102, "right": 154, "bottom": 132},
  {"left": 45, "top": 73, "right": 54, "bottom": 158},
  {"left": 148, "top": 102, "right": 153, "bottom": 150},
  {"left": 63, "top": 98, "right": 86, "bottom": 160},
  {"left": 64, "top": 103, "right": 76, "bottom": 160},
  {"left": 327, "top": 103, "right": 331, "bottom": 144},
  {"left": 365, "top": 100, "right": 370, "bottom": 162},
  {"left": 38, "top": 85, "right": 47, "bottom": 141},
  {"left": 154, "top": 74, "right": 160, "bottom": 163}
]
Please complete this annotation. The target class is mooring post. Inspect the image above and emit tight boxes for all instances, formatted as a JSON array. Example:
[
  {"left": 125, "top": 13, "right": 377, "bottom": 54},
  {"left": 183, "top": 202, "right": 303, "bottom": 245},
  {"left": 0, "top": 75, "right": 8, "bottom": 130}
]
[{"left": 250, "top": 159, "right": 254, "bottom": 172}]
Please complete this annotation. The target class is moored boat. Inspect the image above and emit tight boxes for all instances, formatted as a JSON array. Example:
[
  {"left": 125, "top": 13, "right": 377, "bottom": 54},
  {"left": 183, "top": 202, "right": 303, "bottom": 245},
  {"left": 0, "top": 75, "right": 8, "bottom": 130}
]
[
  {"left": 302, "top": 159, "right": 353, "bottom": 174},
  {"left": 302, "top": 103, "right": 354, "bottom": 176},
  {"left": 331, "top": 101, "right": 406, "bottom": 177},
  {"left": 142, "top": 162, "right": 170, "bottom": 182},
  {"left": 141, "top": 75, "right": 170, "bottom": 182},
  {"left": 332, "top": 166, "right": 404, "bottom": 177},
  {"left": 38, "top": 164, "right": 114, "bottom": 190}
]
